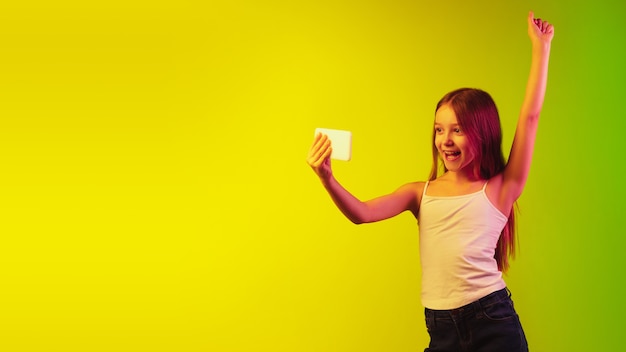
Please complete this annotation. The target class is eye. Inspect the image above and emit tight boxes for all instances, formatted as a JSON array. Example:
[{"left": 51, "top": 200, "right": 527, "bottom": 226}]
[
  {"left": 454, "top": 127, "right": 461, "bottom": 133},
  {"left": 435, "top": 127, "right": 443, "bottom": 133}
]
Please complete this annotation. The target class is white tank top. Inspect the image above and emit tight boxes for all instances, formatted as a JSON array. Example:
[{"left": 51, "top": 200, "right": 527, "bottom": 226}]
[{"left": 417, "top": 181, "right": 507, "bottom": 309}]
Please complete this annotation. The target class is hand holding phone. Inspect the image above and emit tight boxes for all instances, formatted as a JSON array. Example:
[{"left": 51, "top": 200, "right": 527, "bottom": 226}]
[{"left": 314, "top": 128, "right": 352, "bottom": 161}]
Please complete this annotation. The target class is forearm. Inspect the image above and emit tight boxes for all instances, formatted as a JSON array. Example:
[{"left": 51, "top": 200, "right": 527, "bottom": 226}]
[
  {"left": 319, "top": 175, "right": 370, "bottom": 224},
  {"left": 520, "top": 42, "right": 551, "bottom": 121}
]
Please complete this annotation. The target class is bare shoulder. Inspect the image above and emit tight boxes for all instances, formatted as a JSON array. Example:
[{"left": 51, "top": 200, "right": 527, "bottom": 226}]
[
  {"left": 397, "top": 181, "right": 426, "bottom": 216},
  {"left": 414, "top": 181, "right": 426, "bottom": 201},
  {"left": 394, "top": 181, "right": 425, "bottom": 198}
]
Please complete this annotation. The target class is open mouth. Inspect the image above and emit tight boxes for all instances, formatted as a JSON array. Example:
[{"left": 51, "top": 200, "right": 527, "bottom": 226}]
[{"left": 443, "top": 151, "right": 461, "bottom": 161}]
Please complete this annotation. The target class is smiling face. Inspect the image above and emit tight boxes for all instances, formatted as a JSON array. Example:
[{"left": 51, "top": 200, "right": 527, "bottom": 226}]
[
  {"left": 434, "top": 103, "right": 475, "bottom": 174},
  {"left": 429, "top": 88, "right": 506, "bottom": 182}
]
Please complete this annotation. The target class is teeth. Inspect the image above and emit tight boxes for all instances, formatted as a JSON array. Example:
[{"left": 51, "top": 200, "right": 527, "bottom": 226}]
[{"left": 443, "top": 151, "right": 460, "bottom": 160}]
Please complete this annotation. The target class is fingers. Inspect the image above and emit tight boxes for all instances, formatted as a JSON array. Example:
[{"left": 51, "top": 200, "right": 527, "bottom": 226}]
[
  {"left": 318, "top": 145, "right": 332, "bottom": 165},
  {"left": 532, "top": 17, "right": 545, "bottom": 31},
  {"left": 307, "top": 133, "right": 332, "bottom": 167},
  {"left": 312, "top": 134, "right": 331, "bottom": 160},
  {"left": 529, "top": 11, "right": 543, "bottom": 29},
  {"left": 529, "top": 11, "right": 553, "bottom": 34},
  {"left": 539, "top": 20, "right": 552, "bottom": 34}
]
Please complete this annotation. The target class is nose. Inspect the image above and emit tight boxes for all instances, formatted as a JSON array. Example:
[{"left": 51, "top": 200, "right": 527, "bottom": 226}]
[{"left": 443, "top": 133, "right": 454, "bottom": 146}]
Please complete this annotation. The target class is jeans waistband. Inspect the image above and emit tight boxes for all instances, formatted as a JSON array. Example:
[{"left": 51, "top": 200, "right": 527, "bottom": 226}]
[
  {"left": 425, "top": 288, "right": 510, "bottom": 319},
  {"left": 477, "top": 287, "right": 510, "bottom": 307}
]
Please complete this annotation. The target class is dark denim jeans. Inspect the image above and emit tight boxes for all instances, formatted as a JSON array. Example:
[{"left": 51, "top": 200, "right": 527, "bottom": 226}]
[{"left": 424, "top": 288, "right": 528, "bottom": 352}]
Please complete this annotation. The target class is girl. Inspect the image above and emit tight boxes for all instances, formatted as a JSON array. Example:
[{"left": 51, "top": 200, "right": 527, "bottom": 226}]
[{"left": 306, "top": 11, "right": 554, "bottom": 352}]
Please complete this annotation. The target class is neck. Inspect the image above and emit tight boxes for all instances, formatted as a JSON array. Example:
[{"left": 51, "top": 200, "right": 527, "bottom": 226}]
[{"left": 441, "top": 169, "right": 483, "bottom": 183}]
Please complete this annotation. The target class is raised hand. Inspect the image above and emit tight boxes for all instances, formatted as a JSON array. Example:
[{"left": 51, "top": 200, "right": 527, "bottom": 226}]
[
  {"left": 306, "top": 133, "right": 333, "bottom": 180},
  {"left": 528, "top": 11, "right": 555, "bottom": 45}
]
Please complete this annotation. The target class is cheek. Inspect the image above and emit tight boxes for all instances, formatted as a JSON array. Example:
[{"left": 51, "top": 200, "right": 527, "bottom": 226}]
[
  {"left": 434, "top": 136, "right": 443, "bottom": 148},
  {"left": 455, "top": 138, "right": 469, "bottom": 151},
  {"left": 460, "top": 142, "right": 475, "bottom": 159}
]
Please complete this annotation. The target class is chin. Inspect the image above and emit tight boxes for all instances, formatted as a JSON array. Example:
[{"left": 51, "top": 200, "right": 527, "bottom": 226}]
[{"left": 443, "top": 161, "right": 472, "bottom": 174}]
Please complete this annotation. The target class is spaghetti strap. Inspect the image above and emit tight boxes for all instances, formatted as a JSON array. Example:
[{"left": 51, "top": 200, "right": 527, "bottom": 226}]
[
  {"left": 423, "top": 181, "right": 430, "bottom": 198},
  {"left": 482, "top": 181, "right": 488, "bottom": 191}
]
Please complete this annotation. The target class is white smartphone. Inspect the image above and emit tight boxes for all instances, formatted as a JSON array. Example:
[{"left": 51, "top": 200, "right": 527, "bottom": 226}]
[{"left": 314, "top": 128, "right": 352, "bottom": 161}]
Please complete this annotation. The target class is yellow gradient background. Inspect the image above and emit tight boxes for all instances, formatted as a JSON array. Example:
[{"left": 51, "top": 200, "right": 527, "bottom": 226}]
[{"left": 1, "top": 1, "right": 624, "bottom": 351}]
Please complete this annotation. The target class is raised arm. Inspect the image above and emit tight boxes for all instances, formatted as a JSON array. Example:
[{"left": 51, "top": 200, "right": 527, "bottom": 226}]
[
  {"left": 307, "top": 133, "right": 418, "bottom": 224},
  {"left": 502, "top": 12, "right": 554, "bottom": 203}
]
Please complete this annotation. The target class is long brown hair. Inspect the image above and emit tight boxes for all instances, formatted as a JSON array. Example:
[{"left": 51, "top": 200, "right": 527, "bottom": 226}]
[{"left": 428, "top": 88, "right": 516, "bottom": 272}]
